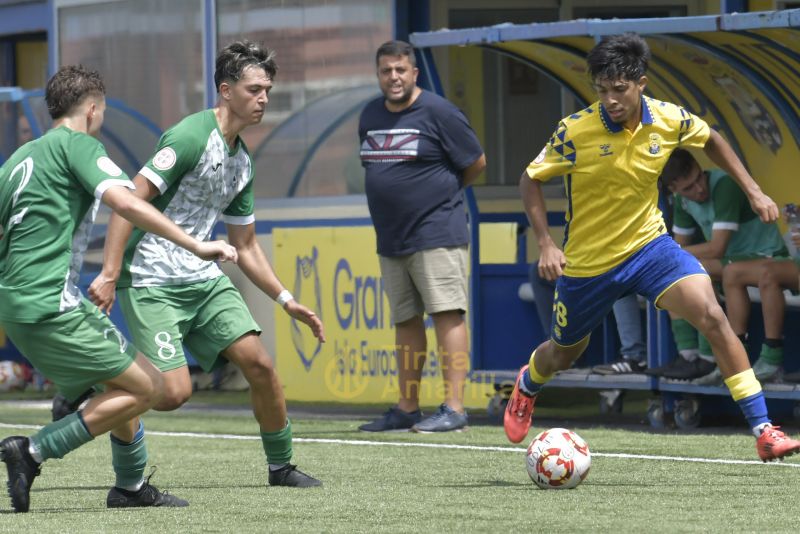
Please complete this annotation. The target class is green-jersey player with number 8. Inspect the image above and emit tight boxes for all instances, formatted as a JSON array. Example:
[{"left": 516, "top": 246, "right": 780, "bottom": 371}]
[{"left": 84, "top": 40, "right": 326, "bottom": 490}]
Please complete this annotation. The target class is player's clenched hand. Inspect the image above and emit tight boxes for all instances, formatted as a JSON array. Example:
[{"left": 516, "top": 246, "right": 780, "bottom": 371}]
[
  {"left": 748, "top": 190, "right": 779, "bottom": 223},
  {"left": 194, "top": 240, "right": 239, "bottom": 263},
  {"left": 88, "top": 273, "right": 117, "bottom": 315},
  {"left": 538, "top": 245, "right": 566, "bottom": 282},
  {"left": 284, "top": 301, "right": 326, "bottom": 343}
]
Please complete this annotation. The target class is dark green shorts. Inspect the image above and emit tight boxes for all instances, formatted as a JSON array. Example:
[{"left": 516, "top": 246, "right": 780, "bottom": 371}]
[
  {"left": 2, "top": 299, "right": 137, "bottom": 402},
  {"left": 117, "top": 276, "right": 261, "bottom": 372}
]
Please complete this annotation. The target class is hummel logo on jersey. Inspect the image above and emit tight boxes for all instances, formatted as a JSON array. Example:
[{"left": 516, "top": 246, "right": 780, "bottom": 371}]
[
  {"left": 599, "top": 144, "right": 613, "bottom": 157},
  {"left": 211, "top": 162, "right": 222, "bottom": 172},
  {"left": 360, "top": 129, "right": 420, "bottom": 162}
]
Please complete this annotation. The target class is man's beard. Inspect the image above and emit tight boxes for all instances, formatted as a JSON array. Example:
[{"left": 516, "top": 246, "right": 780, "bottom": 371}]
[{"left": 386, "top": 86, "right": 413, "bottom": 105}]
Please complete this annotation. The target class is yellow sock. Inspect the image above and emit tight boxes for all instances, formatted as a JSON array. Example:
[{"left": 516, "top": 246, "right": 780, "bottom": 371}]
[
  {"left": 527, "top": 350, "right": 554, "bottom": 385},
  {"left": 723, "top": 368, "right": 761, "bottom": 401}
]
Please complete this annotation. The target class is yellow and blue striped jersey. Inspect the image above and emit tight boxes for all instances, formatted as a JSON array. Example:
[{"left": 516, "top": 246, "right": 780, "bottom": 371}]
[{"left": 526, "top": 96, "right": 710, "bottom": 277}]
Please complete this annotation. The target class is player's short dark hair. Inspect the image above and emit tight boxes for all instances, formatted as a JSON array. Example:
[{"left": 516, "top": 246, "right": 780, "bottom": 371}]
[
  {"left": 661, "top": 148, "right": 699, "bottom": 186},
  {"left": 45, "top": 65, "right": 105, "bottom": 120},
  {"left": 587, "top": 33, "right": 650, "bottom": 83},
  {"left": 214, "top": 40, "right": 277, "bottom": 91},
  {"left": 375, "top": 40, "right": 417, "bottom": 68}
]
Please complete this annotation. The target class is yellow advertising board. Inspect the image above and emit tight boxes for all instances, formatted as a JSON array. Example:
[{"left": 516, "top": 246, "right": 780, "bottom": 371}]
[{"left": 272, "top": 225, "right": 495, "bottom": 408}]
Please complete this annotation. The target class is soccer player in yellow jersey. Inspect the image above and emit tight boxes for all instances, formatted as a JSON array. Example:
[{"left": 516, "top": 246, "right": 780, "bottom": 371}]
[{"left": 504, "top": 33, "right": 800, "bottom": 461}]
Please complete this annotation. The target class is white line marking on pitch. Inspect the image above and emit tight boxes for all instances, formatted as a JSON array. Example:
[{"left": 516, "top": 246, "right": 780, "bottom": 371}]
[{"left": 1, "top": 422, "right": 797, "bottom": 468}]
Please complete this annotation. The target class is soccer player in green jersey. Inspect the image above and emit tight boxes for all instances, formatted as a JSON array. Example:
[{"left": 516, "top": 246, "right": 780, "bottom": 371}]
[
  {"left": 659, "top": 148, "right": 790, "bottom": 384},
  {"left": 87, "top": 41, "right": 325, "bottom": 488},
  {"left": 0, "top": 65, "right": 238, "bottom": 512},
  {"left": 503, "top": 33, "right": 800, "bottom": 461}
]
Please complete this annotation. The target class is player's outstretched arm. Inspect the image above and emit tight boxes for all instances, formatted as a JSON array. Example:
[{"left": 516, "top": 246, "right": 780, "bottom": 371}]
[
  {"left": 520, "top": 171, "right": 565, "bottom": 281},
  {"left": 703, "top": 129, "right": 778, "bottom": 223},
  {"left": 226, "top": 222, "right": 325, "bottom": 342},
  {"left": 102, "top": 175, "right": 239, "bottom": 264},
  {"left": 88, "top": 176, "right": 154, "bottom": 312}
]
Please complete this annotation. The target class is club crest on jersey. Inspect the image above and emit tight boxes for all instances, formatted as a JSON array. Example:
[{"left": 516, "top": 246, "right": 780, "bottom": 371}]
[
  {"left": 153, "top": 147, "right": 177, "bottom": 170},
  {"left": 648, "top": 134, "right": 662, "bottom": 155}
]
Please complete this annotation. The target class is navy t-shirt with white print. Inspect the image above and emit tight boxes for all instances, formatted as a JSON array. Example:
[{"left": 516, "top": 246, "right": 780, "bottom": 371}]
[{"left": 359, "top": 90, "right": 483, "bottom": 257}]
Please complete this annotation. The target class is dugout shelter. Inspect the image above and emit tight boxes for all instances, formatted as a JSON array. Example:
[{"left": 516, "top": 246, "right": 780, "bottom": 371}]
[{"left": 409, "top": 8, "right": 800, "bottom": 424}]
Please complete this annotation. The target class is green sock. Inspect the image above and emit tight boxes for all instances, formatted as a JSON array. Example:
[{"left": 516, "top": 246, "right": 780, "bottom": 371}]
[
  {"left": 31, "top": 411, "right": 93, "bottom": 461},
  {"left": 261, "top": 420, "right": 293, "bottom": 467},
  {"left": 671, "top": 319, "right": 699, "bottom": 352},
  {"left": 110, "top": 421, "right": 148, "bottom": 490},
  {"left": 698, "top": 335, "right": 714, "bottom": 362},
  {"left": 759, "top": 344, "right": 783, "bottom": 366}
]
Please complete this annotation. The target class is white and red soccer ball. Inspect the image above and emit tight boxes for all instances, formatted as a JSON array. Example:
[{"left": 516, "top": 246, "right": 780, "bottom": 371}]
[{"left": 526, "top": 428, "right": 591, "bottom": 489}]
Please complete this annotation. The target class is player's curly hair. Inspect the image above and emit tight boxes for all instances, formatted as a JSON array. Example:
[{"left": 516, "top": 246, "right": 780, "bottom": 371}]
[
  {"left": 214, "top": 40, "right": 277, "bottom": 91},
  {"left": 587, "top": 33, "right": 650, "bottom": 83},
  {"left": 45, "top": 65, "right": 105, "bottom": 120}
]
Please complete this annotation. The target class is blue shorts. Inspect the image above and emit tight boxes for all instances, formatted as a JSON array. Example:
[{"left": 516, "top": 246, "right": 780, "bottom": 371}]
[{"left": 550, "top": 235, "right": 707, "bottom": 346}]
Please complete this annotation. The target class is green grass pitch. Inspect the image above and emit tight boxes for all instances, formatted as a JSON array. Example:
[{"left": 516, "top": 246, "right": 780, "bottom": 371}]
[{"left": 1, "top": 391, "right": 799, "bottom": 533}]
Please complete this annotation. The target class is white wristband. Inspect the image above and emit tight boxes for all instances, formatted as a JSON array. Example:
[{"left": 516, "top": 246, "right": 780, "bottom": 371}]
[{"left": 276, "top": 289, "right": 294, "bottom": 307}]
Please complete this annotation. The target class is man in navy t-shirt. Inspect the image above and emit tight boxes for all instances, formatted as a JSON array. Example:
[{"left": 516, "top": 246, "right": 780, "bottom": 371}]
[{"left": 358, "top": 40, "right": 486, "bottom": 433}]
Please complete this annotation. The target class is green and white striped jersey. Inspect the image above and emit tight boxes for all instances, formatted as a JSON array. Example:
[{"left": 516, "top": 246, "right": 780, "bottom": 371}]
[
  {"left": 119, "top": 109, "right": 255, "bottom": 288},
  {"left": 0, "top": 127, "right": 132, "bottom": 322}
]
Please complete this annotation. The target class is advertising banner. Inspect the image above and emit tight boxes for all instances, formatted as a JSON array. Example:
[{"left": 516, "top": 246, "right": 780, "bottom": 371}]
[{"left": 272, "top": 225, "right": 495, "bottom": 408}]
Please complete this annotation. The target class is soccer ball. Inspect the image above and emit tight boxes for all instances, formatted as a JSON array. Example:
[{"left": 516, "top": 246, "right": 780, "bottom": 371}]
[
  {"left": 526, "top": 428, "right": 591, "bottom": 489},
  {"left": 0, "top": 360, "right": 30, "bottom": 392}
]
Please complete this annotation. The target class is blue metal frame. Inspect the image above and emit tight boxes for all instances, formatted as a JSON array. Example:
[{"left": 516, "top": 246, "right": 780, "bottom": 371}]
[
  {"left": 204, "top": 0, "right": 217, "bottom": 108},
  {"left": 410, "top": 10, "right": 800, "bottom": 48},
  {"left": 47, "top": 0, "right": 56, "bottom": 77},
  {"left": 393, "top": 0, "right": 429, "bottom": 43}
]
